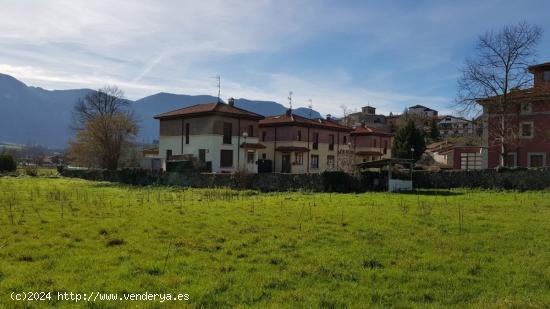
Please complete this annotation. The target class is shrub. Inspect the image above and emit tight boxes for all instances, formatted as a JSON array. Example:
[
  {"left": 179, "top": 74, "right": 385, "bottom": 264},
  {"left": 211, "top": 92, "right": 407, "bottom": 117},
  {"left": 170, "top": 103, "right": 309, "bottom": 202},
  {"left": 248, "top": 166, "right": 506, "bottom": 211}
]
[
  {"left": 0, "top": 155, "right": 17, "bottom": 173},
  {"left": 24, "top": 165, "right": 38, "bottom": 177}
]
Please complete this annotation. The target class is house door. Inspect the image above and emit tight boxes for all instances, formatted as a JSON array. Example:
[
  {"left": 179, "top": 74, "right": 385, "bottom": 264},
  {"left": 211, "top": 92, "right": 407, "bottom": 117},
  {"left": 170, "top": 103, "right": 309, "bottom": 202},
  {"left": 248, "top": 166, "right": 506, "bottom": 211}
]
[
  {"left": 281, "top": 153, "right": 291, "bottom": 173},
  {"left": 199, "top": 149, "right": 206, "bottom": 163}
]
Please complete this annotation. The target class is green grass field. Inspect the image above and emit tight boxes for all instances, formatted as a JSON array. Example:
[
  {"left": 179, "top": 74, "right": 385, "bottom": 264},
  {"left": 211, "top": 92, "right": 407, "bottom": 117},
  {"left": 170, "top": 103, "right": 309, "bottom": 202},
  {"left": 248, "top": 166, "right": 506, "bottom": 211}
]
[{"left": 1, "top": 177, "right": 549, "bottom": 308}]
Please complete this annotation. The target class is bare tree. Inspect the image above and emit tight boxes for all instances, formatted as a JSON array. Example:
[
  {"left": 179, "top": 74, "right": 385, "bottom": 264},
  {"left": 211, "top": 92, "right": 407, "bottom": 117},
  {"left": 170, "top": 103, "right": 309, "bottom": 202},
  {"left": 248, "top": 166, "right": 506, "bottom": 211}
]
[
  {"left": 340, "top": 104, "right": 355, "bottom": 127},
  {"left": 68, "top": 86, "right": 138, "bottom": 170},
  {"left": 457, "top": 21, "right": 542, "bottom": 166}
]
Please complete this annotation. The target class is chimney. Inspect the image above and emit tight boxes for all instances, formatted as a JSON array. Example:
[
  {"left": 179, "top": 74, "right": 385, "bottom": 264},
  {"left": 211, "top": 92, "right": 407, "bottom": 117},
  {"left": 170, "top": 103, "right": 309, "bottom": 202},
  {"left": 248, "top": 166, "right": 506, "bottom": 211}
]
[
  {"left": 228, "top": 97, "right": 235, "bottom": 106},
  {"left": 326, "top": 114, "right": 331, "bottom": 120}
]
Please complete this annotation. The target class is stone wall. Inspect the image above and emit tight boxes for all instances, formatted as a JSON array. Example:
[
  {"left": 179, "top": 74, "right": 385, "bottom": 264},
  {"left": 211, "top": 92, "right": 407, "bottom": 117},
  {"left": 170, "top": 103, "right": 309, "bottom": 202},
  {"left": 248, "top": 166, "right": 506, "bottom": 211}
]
[
  {"left": 413, "top": 168, "right": 550, "bottom": 190},
  {"left": 61, "top": 168, "right": 550, "bottom": 191},
  {"left": 60, "top": 169, "right": 386, "bottom": 192}
]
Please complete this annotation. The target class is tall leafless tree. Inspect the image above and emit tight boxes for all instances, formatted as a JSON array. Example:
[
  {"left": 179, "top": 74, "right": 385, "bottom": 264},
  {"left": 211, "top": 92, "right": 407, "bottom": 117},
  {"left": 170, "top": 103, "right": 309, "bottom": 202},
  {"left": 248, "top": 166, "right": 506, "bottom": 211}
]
[
  {"left": 69, "top": 86, "right": 138, "bottom": 170},
  {"left": 457, "top": 21, "right": 542, "bottom": 167}
]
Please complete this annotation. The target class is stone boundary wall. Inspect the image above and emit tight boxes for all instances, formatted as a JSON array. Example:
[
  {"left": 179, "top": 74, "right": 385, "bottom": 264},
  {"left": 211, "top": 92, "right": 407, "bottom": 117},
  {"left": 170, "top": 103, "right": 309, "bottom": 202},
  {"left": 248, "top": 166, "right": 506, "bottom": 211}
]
[
  {"left": 60, "top": 169, "right": 386, "bottom": 192},
  {"left": 413, "top": 168, "right": 550, "bottom": 190},
  {"left": 60, "top": 168, "right": 550, "bottom": 191}
]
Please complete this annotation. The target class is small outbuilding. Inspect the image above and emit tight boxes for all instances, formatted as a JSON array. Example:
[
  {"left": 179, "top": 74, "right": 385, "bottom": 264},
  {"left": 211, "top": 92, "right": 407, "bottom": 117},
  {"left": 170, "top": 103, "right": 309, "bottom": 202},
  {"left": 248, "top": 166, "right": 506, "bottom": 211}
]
[{"left": 355, "top": 158, "right": 414, "bottom": 192}]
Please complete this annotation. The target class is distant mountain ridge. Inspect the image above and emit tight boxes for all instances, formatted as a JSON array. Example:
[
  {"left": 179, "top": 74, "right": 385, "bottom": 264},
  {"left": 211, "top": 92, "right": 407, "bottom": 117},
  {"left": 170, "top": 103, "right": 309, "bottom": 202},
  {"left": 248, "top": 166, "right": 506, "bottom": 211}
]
[{"left": 0, "top": 73, "right": 322, "bottom": 148}]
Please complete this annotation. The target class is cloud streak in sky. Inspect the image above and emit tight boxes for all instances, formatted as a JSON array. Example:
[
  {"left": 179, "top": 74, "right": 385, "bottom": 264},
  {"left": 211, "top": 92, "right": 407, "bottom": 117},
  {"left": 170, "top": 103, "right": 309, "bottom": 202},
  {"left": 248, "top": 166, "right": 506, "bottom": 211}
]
[{"left": 0, "top": 0, "right": 549, "bottom": 116}]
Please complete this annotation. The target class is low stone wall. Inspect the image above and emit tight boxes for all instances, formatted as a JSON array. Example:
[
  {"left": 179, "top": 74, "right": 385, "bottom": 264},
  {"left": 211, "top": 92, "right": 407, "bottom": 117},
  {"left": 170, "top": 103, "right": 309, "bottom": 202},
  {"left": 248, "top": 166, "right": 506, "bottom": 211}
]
[
  {"left": 413, "top": 168, "right": 550, "bottom": 190},
  {"left": 60, "top": 169, "right": 386, "bottom": 192},
  {"left": 60, "top": 167, "right": 550, "bottom": 191}
]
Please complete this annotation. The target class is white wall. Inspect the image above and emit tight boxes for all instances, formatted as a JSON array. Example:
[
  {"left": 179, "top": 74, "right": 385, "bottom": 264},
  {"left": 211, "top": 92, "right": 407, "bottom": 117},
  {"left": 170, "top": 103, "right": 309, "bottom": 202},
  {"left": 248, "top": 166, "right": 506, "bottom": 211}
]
[{"left": 158, "top": 134, "right": 260, "bottom": 173}]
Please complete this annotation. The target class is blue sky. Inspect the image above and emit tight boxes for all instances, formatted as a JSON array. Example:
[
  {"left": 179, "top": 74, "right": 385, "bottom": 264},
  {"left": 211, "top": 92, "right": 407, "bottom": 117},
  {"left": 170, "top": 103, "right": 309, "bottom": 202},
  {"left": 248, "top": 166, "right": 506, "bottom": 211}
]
[{"left": 1, "top": 0, "right": 549, "bottom": 116}]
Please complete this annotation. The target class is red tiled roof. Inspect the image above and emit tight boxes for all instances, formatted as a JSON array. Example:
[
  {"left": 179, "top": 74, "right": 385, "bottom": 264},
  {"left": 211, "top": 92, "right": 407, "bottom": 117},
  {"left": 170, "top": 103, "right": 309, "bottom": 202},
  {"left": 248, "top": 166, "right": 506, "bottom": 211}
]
[
  {"left": 275, "top": 146, "right": 310, "bottom": 152},
  {"left": 478, "top": 86, "right": 550, "bottom": 104},
  {"left": 259, "top": 112, "right": 351, "bottom": 131},
  {"left": 351, "top": 126, "right": 393, "bottom": 137},
  {"left": 240, "top": 142, "right": 266, "bottom": 149},
  {"left": 528, "top": 62, "right": 550, "bottom": 72},
  {"left": 154, "top": 102, "right": 264, "bottom": 120}
]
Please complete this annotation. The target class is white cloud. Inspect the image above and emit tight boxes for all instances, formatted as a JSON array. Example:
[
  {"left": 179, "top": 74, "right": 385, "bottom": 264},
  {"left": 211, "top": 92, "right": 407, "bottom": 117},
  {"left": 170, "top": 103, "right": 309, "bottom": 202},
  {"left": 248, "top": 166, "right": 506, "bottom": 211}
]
[{"left": 1, "top": 0, "right": 548, "bottom": 118}]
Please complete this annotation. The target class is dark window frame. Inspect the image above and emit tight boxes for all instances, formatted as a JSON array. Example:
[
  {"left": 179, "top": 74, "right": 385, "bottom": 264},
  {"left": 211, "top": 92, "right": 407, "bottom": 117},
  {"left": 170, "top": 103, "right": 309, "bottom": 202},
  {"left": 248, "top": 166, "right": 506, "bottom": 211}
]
[
  {"left": 329, "top": 134, "right": 335, "bottom": 151},
  {"left": 220, "top": 149, "right": 233, "bottom": 167},
  {"left": 311, "top": 154, "right": 319, "bottom": 169},
  {"left": 312, "top": 132, "right": 319, "bottom": 150},
  {"left": 185, "top": 123, "right": 190, "bottom": 144},
  {"left": 223, "top": 122, "right": 232, "bottom": 144}
]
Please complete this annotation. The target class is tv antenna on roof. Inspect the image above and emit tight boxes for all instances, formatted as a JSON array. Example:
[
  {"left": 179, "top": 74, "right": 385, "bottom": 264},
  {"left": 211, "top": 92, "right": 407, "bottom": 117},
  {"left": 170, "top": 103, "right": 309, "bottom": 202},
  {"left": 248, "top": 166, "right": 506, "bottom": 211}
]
[
  {"left": 288, "top": 91, "right": 293, "bottom": 110},
  {"left": 308, "top": 99, "right": 313, "bottom": 119},
  {"left": 215, "top": 75, "right": 221, "bottom": 103}
]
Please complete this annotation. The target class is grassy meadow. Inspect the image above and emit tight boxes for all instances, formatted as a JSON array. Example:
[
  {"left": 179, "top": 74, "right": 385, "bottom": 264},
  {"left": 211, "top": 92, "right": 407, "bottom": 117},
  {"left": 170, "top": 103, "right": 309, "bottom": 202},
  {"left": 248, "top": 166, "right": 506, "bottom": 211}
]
[{"left": 0, "top": 177, "right": 549, "bottom": 308}]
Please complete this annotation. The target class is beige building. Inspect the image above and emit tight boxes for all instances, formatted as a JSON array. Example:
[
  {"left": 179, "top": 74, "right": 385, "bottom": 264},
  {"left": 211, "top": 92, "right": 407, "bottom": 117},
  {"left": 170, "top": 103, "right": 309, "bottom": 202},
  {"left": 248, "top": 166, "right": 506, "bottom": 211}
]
[
  {"left": 351, "top": 126, "right": 393, "bottom": 163},
  {"left": 153, "top": 99, "right": 265, "bottom": 173},
  {"left": 258, "top": 110, "right": 352, "bottom": 173}
]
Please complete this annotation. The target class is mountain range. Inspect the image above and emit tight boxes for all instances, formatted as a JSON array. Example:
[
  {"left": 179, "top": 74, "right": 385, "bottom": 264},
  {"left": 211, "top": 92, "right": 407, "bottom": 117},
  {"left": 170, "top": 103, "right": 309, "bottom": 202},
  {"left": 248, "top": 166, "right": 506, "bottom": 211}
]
[{"left": 0, "top": 73, "right": 322, "bottom": 148}]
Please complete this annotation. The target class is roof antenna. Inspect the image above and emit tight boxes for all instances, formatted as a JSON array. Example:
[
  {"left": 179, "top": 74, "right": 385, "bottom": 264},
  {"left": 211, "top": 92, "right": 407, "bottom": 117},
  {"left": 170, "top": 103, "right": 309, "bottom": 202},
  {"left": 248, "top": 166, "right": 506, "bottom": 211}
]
[
  {"left": 308, "top": 99, "right": 313, "bottom": 119},
  {"left": 216, "top": 75, "right": 221, "bottom": 103},
  {"left": 287, "top": 91, "right": 293, "bottom": 110}
]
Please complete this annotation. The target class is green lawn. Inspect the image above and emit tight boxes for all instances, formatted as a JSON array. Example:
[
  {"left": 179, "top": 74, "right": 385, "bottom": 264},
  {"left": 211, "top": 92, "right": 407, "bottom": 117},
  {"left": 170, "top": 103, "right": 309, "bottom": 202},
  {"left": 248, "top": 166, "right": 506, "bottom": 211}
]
[{"left": 0, "top": 177, "right": 549, "bottom": 308}]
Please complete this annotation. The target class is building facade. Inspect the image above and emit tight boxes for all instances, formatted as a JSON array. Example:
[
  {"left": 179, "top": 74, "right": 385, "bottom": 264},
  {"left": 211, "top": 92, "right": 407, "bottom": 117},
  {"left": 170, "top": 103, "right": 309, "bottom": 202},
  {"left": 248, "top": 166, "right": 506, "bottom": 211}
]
[
  {"left": 259, "top": 110, "right": 352, "bottom": 173},
  {"left": 408, "top": 105, "right": 438, "bottom": 118},
  {"left": 481, "top": 62, "right": 550, "bottom": 168},
  {"left": 350, "top": 126, "right": 393, "bottom": 162},
  {"left": 154, "top": 100, "right": 265, "bottom": 173},
  {"left": 342, "top": 105, "right": 387, "bottom": 129},
  {"left": 437, "top": 116, "right": 479, "bottom": 137}
]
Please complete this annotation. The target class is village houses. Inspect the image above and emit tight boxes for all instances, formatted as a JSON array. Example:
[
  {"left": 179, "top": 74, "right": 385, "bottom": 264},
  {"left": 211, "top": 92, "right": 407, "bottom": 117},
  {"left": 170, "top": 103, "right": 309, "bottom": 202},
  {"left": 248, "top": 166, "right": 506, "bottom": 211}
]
[{"left": 481, "top": 62, "right": 550, "bottom": 168}]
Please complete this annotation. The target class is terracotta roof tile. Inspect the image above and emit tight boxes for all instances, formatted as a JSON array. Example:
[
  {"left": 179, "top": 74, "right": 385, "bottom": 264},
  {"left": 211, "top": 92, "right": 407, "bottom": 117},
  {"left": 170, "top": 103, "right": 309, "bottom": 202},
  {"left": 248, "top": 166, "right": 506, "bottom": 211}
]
[
  {"left": 259, "top": 112, "right": 351, "bottom": 131},
  {"left": 154, "top": 102, "right": 264, "bottom": 119},
  {"left": 351, "top": 126, "right": 393, "bottom": 136}
]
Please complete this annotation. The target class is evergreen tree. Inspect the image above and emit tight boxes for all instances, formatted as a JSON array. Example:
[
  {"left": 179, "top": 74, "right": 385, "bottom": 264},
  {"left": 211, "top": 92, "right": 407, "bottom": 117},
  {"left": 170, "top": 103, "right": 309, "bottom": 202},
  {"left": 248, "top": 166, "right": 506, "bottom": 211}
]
[
  {"left": 392, "top": 120, "right": 426, "bottom": 161},
  {"left": 429, "top": 118, "right": 440, "bottom": 141}
]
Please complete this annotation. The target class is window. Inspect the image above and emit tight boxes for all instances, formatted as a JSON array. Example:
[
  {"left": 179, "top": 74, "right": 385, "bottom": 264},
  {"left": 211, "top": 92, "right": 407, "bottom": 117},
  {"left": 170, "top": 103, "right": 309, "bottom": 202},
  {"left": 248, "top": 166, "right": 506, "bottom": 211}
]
[
  {"left": 166, "top": 149, "right": 172, "bottom": 160},
  {"left": 310, "top": 155, "right": 319, "bottom": 169},
  {"left": 544, "top": 70, "right": 550, "bottom": 81},
  {"left": 383, "top": 140, "right": 388, "bottom": 154},
  {"left": 247, "top": 151, "right": 255, "bottom": 164},
  {"left": 520, "top": 102, "right": 532, "bottom": 114},
  {"left": 312, "top": 133, "right": 319, "bottom": 150},
  {"left": 296, "top": 130, "right": 302, "bottom": 141},
  {"left": 460, "top": 153, "right": 482, "bottom": 170},
  {"left": 373, "top": 139, "right": 377, "bottom": 147},
  {"left": 327, "top": 155, "right": 335, "bottom": 168},
  {"left": 294, "top": 152, "right": 303, "bottom": 165},
  {"left": 329, "top": 134, "right": 335, "bottom": 151},
  {"left": 223, "top": 122, "right": 232, "bottom": 144},
  {"left": 185, "top": 123, "right": 190, "bottom": 144},
  {"left": 528, "top": 153, "right": 546, "bottom": 167},
  {"left": 262, "top": 131, "right": 267, "bottom": 142},
  {"left": 520, "top": 122, "right": 534, "bottom": 138},
  {"left": 262, "top": 153, "right": 267, "bottom": 159},
  {"left": 220, "top": 150, "right": 233, "bottom": 167},
  {"left": 343, "top": 135, "right": 347, "bottom": 145},
  {"left": 505, "top": 153, "right": 517, "bottom": 168},
  {"left": 248, "top": 125, "right": 254, "bottom": 137},
  {"left": 199, "top": 149, "right": 206, "bottom": 162}
]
